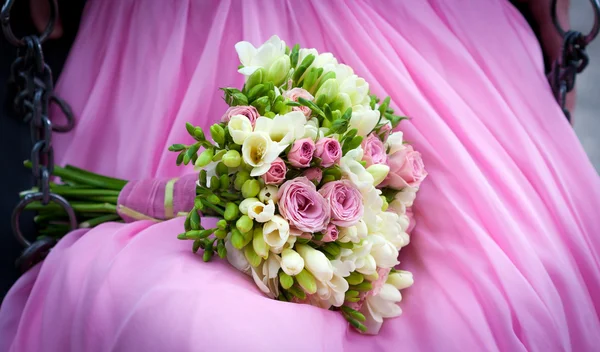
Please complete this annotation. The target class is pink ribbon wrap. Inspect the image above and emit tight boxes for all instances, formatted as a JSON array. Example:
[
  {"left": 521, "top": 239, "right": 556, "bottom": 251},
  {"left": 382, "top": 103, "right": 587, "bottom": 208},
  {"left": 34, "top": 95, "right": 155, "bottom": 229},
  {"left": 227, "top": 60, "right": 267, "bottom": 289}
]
[{"left": 117, "top": 173, "right": 197, "bottom": 223}]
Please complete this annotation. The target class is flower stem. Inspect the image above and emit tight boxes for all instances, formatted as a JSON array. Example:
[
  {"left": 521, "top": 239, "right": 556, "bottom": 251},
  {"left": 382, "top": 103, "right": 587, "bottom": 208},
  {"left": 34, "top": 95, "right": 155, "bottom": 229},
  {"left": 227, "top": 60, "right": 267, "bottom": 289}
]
[
  {"left": 79, "top": 214, "right": 121, "bottom": 228},
  {"left": 23, "top": 160, "right": 125, "bottom": 190}
]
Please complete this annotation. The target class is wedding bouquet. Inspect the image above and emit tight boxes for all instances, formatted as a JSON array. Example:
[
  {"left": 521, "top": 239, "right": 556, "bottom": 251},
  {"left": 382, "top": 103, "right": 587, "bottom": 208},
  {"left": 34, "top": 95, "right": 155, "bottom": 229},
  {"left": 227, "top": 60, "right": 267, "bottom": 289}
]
[
  {"left": 170, "top": 36, "right": 427, "bottom": 334},
  {"left": 21, "top": 36, "right": 427, "bottom": 335}
]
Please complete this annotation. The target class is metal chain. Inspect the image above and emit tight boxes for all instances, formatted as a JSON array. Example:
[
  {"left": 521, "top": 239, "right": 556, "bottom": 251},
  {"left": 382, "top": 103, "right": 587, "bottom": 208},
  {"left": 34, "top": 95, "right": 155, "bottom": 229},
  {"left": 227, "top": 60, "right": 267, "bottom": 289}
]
[
  {"left": 549, "top": 0, "right": 600, "bottom": 121},
  {"left": 2, "top": 0, "right": 77, "bottom": 272}
]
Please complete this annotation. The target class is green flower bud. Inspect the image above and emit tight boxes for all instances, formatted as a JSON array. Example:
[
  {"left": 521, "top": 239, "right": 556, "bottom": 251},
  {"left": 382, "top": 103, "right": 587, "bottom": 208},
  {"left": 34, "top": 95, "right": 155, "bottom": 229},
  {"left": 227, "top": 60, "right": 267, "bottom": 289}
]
[
  {"left": 231, "top": 229, "right": 245, "bottom": 250},
  {"left": 190, "top": 210, "right": 201, "bottom": 230},
  {"left": 222, "top": 150, "right": 241, "bottom": 168},
  {"left": 203, "top": 250, "right": 213, "bottom": 262},
  {"left": 236, "top": 215, "right": 254, "bottom": 234},
  {"left": 216, "top": 162, "right": 228, "bottom": 176},
  {"left": 322, "top": 175, "right": 336, "bottom": 184},
  {"left": 195, "top": 148, "right": 214, "bottom": 167},
  {"left": 199, "top": 170, "right": 207, "bottom": 186},
  {"left": 224, "top": 202, "right": 240, "bottom": 221},
  {"left": 241, "top": 179, "right": 261, "bottom": 198},
  {"left": 234, "top": 170, "right": 251, "bottom": 190},
  {"left": 346, "top": 271, "right": 364, "bottom": 286},
  {"left": 207, "top": 194, "right": 221, "bottom": 205},
  {"left": 212, "top": 149, "right": 227, "bottom": 162},
  {"left": 244, "top": 244, "right": 262, "bottom": 268},
  {"left": 267, "top": 55, "right": 291, "bottom": 86},
  {"left": 279, "top": 272, "right": 294, "bottom": 290},
  {"left": 210, "top": 124, "right": 225, "bottom": 146},
  {"left": 315, "top": 71, "right": 336, "bottom": 92},
  {"left": 214, "top": 229, "right": 227, "bottom": 239},
  {"left": 295, "top": 269, "right": 317, "bottom": 294},
  {"left": 345, "top": 290, "right": 360, "bottom": 299},
  {"left": 219, "top": 174, "right": 230, "bottom": 190},
  {"left": 287, "top": 285, "right": 306, "bottom": 300},
  {"left": 251, "top": 96, "right": 270, "bottom": 115},
  {"left": 341, "top": 306, "right": 366, "bottom": 322},
  {"left": 193, "top": 127, "right": 205, "bottom": 141},
  {"left": 350, "top": 281, "right": 373, "bottom": 292},
  {"left": 192, "top": 239, "right": 202, "bottom": 253},
  {"left": 242, "top": 226, "right": 254, "bottom": 246},
  {"left": 315, "top": 79, "right": 339, "bottom": 105},
  {"left": 216, "top": 219, "right": 228, "bottom": 230},
  {"left": 246, "top": 67, "right": 265, "bottom": 91},
  {"left": 253, "top": 227, "right": 269, "bottom": 259},
  {"left": 263, "top": 111, "right": 276, "bottom": 118},
  {"left": 217, "top": 241, "right": 227, "bottom": 259},
  {"left": 194, "top": 197, "right": 203, "bottom": 210},
  {"left": 380, "top": 195, "right": 389, "bottom": 211},
  {"left": 209, "top": 176, "right": 220, "bottom": 191}
]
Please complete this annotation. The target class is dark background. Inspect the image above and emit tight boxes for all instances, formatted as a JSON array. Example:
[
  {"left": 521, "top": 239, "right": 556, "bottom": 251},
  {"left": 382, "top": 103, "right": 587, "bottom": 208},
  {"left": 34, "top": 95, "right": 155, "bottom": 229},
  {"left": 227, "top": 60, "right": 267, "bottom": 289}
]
[{"left": 0, "top": 0, "right": 85, "bottom": 300}]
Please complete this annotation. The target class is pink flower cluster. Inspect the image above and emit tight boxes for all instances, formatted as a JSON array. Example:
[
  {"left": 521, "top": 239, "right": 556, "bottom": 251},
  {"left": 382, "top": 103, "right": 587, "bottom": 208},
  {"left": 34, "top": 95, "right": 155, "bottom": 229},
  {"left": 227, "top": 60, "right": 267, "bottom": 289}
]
[{"left": 276, "top": 177, "right": 363, "bottom": 235}]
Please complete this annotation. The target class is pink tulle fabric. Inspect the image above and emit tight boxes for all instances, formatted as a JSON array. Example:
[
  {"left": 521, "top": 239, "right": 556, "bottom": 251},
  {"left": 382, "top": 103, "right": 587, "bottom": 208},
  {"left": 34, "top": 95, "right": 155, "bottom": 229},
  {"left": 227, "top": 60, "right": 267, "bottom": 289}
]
[
  {"left": 116, "top": 173, "right": 197, "bottom": 222},
  {"left": 2, "top": 0, "right": 600, "bottom": 351}
]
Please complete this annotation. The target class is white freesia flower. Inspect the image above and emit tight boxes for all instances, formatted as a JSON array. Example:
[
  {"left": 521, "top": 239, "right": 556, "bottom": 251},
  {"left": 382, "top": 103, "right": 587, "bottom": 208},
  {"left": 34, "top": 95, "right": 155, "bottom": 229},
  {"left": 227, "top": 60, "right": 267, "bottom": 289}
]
[
  {"left": 387, "top": 270, "right": 414, "bottom": 290},
  {"left": 313, "top": 52, "right": 338, "bottom": 73},
  {"left": 349, "top": 106, "right": 380, "bottom": 137},
  {"left": 297, "top": 48, "right": 318, "bottom": 68},
  {"left": 242, "top": 132, "right": 282, "bottom": 177},
  {"left": 239, "top": 197, "right": 260, "bottom": 215},
  {"left": 375, "top": 211, "right": 408, "bottom": 250},
  {"left": 366, "top": 234, "right": 399, "bottom": 268},
  {"left": 271, "top": 233, "right": 296, "bottom": 254},
  {"left": 386, "top": 131, "right": 404, "bottom": 155},
  {"left": 251, "top": 254, "right": 281, "bottom": 298},
  {"left": 295, "top": 244, "right": 334, "bottom": 282},
  {"left": 303, "top": 117, "right": 321, "bottom": 140},
  {"left": 339, "top": 241, "right": 377, "bottom": 276},
  {"left": 340, "top": 74, "right": 371, "bottom": 108},
  {"left": 338, "top": 219, "right": 368, "bottom": 243},
  {"left": 281, "top": 248, "right": 304, "bottom": 276},
  {"left": 361, "top": 283, "right": 403, "bottom": 335},
  {"left": 247, "top": 200, "right": 275, "bottom": 223},
  {"left": 340, "top": 147, "right": 375, "bottom": 193},
  {"left": 259, "top": 185, "right": 279, "bottom": 203},
  {"left": 362, "top": 186, "right": 384, "bottom": 232},
  {"left": 263, "top": 215, "right": 290, "bottom": 249},
  {"left": 228, "top": 114, "right": 253, "bottom": 145},
  {"left": 235, "top": 35, "right": 287, "bottom": 77},
  {"left": 333, "top": 64, "right": 354, "bottom": 85},
  {"left": 366, "top": 164, "right": 390, "bottom": 186},
  {"left": 315, "top": 271, "right": 348, "bottom": 308},
  {"left": 225, "top": 233, "right": 251, "bottom": 275},
  {"left": 253, "top": 112, "right": 306, "bottom": 148}
]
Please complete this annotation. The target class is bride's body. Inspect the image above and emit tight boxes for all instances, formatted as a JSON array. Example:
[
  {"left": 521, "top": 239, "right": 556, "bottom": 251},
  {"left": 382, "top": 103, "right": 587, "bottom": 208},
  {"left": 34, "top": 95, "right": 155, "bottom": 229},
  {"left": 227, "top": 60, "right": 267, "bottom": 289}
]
[{"left": 1, "top": 0, "right": 599, "bottom": 351}]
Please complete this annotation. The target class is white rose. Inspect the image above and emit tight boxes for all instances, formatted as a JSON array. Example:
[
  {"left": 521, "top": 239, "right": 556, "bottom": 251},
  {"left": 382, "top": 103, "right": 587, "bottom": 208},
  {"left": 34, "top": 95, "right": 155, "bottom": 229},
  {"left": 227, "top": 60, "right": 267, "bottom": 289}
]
[
  {"left": 349, "top": 106, "right": 380, "bottom": 137},
  {"left": 280, "top": 248, "right": 304, "bottom": 276},
  {"left": 247, "top": 200, "right": 275, "bottom": 223},
  {"left": 262, "top": 215, "right": 290, "bottom": 249}
]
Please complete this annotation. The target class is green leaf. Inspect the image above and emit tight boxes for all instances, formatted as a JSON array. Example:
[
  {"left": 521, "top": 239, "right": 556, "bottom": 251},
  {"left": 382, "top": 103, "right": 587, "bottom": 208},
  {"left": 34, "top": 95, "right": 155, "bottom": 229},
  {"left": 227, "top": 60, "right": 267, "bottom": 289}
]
[
  {"left": 290, "top": 44, "right": 300, "bottom": 67},
  {"left": 298, "top": 97, "right": 325, "bottom": 118},
  {"left": 342, "top": 135, "right": 363, "bottom": 155},
  {"left": 247, "top": 84, "right": 265, "bottom": 102},
  {"left": 190, "top": 209, "right": 201, "bottom": 230},
  {"left": 212, "top": 149, "right": 227, "bottom": 162},
  {"left": 323, "top": 104, "right": 333, "bottom": 122}
]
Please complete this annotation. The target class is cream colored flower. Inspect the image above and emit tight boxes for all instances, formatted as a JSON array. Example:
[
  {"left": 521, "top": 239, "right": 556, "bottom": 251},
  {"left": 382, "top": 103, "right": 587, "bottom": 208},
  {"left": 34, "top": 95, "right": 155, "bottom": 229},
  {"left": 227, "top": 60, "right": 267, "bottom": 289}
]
[
  {"left": 242, "top": 132, "right": 282, "bottom": 177},
  {"left": 247, "top": 200, "right": 275, "bottom": 223},
  {"left": 236, "top": 35, "right": 287, "bottom": 77},
  {"left": 262, "top": 215, "right": 290, "bottom": 249},
  {"left": 228, "top": 114, "right": 253, "bottom": 145},
  {"left": 280, "top": 248, "right": 304, "bottom": 276}
]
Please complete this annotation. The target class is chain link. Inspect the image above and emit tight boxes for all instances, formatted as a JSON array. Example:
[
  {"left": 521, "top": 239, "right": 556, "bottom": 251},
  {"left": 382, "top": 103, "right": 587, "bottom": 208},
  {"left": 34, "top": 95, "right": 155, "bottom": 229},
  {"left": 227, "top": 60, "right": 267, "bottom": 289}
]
[
  {"left": 549, "top": 0, "right": 600, "bottom": 121},
  {"left": 2, "top": 0, "right": 77, "bottom": 272}
]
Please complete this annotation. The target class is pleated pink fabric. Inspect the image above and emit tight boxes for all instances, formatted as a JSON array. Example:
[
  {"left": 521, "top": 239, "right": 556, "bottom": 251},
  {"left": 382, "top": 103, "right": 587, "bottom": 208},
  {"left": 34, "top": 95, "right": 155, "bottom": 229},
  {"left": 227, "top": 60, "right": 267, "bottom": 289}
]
[{"left": 2, "top": 0, "right": 600, "bottom": 351}]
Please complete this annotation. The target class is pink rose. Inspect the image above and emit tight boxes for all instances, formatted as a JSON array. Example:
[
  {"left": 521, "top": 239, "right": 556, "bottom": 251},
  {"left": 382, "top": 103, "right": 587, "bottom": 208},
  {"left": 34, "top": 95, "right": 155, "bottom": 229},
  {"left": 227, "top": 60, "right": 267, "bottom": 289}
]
[
  {"left": 322, "top": 223, "right": 339, "bottom": 242},
  {"left": 283, "top": 88, "right": 314, "bottom": 118},
  {"left": 277, "top": 177, "right": 330, "bottom": 233},
  {"left": 261, "top": 157, "right": 287, "bottom": 185},
  {"left": 221, "top": 106, "right": 259, "bottom": 126},
  {"left": 318, "top": 180, "right": 363, "bottom": 227},
  {"left": 303, "top": 167, "right": 323, "bottom": 184},
  {"left": 361, "top": 133, "right": 388, "bottom": 167},
  {"left": 406, "top": 207, "right": 416, "bottom": 234},
  {"left": 314, "top": 138, "right": 341, "bottom": 168},
  {"left": 381, "top": 145, "right": 427, "bottom": 189},
  {"left": 287, "top": 138, "right": 315, "bottom": 168}
]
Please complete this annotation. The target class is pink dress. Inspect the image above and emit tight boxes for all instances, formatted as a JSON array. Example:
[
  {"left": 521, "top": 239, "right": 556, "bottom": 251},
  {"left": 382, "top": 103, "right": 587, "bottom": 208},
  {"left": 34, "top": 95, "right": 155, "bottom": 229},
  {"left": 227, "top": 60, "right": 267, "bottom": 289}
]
[{"left": 2, "top": 0, "right": 600, "bottom": 351}]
